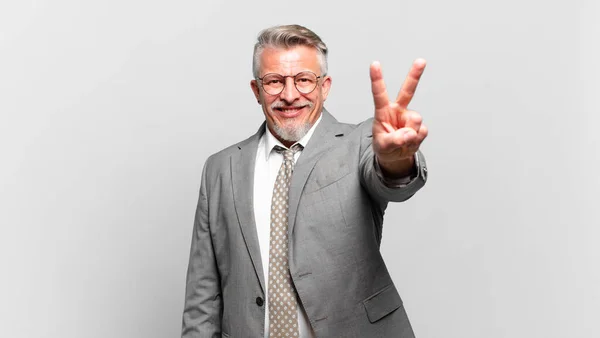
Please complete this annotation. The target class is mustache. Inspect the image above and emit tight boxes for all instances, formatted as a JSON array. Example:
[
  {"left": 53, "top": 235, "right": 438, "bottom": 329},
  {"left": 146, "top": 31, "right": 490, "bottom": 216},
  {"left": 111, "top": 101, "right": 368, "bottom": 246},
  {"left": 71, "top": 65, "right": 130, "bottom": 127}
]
[{"left": 270, "top": 101, "right": 314, "bottom": 110}]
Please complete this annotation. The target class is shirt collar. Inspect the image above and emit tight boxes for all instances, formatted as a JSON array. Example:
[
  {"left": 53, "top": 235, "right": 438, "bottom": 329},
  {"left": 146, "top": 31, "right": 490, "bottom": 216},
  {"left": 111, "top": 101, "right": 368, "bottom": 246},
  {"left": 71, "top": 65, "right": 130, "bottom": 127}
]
[{"left": 263, "top": 114, "right": 323, "bottom": 161}]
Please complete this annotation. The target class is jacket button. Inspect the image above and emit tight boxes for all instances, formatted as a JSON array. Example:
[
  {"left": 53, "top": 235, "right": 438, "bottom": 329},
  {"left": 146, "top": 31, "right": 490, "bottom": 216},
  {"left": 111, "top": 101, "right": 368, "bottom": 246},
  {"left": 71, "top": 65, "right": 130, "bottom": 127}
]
[{"left": 256, "top": 297, "right": 264, "bottom": 307}]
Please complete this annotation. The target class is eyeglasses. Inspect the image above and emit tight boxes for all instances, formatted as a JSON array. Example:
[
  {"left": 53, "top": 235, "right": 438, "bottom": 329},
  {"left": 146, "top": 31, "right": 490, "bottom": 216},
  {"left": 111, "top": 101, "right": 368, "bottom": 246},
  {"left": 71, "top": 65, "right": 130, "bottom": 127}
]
[{"left": 257, "top": 71, "right": 323, "bottom": 96}]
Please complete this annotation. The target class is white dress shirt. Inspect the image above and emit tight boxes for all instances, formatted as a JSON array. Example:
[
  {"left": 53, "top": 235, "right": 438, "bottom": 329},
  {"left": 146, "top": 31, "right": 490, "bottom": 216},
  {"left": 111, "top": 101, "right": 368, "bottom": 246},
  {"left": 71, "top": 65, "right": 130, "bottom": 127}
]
[{"left": 254, "top": 116, "right": 322, "bottom": 338}]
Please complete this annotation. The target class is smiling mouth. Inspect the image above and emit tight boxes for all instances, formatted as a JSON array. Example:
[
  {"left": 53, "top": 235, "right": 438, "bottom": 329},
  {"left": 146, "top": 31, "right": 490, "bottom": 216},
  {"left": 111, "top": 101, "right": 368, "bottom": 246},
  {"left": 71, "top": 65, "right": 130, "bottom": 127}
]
[
  {"left": 274, "top": 106, "right": 306, "bottom": 116},
  {"left": 275, "top": 106, "right": 305, "bottom": 111}
]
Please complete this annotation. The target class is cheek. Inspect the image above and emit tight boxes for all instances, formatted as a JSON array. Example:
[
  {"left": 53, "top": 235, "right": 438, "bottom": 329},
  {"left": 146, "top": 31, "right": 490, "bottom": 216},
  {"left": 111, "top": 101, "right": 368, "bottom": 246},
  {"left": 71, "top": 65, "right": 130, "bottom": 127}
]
[
  {"left": 262, "top": 97, "right": 276, "bottom": 111},
  {"left": 308, "top": 94, "right": 322, "bottom": 109}
]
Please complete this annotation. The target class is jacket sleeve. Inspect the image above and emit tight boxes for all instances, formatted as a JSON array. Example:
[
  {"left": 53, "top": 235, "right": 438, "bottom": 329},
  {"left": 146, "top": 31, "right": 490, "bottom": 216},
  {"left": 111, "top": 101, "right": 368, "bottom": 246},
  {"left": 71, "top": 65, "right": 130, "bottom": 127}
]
[
  {"left": 182, "top": 161, "right": 222, "bottom": 338},
  {"left": 358, "top": 118, "right": 428, "bottom": 204}
]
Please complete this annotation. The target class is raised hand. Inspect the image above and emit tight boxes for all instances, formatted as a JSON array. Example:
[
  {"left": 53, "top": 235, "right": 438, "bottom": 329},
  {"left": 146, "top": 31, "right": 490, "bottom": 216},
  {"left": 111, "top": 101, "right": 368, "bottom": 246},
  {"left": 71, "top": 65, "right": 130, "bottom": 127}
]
[{"left": 370, "top": 59, "right": 428, "bottom": 177}]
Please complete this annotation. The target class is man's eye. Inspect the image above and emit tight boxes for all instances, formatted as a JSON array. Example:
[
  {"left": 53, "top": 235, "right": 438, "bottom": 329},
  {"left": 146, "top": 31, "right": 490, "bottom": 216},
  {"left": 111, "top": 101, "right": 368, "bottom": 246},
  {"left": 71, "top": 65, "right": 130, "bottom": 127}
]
[
  {"left": 266, "top": 79, "right": 282, "bottom": 85},
  {"left": 297, "top": 77, "right": 315, "bottom": 83}
]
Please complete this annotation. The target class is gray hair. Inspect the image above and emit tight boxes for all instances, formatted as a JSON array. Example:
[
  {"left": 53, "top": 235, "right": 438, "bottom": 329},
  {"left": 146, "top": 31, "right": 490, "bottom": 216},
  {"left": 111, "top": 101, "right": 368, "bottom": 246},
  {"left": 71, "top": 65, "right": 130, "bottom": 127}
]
[{"left": 252, "top": 24, "right": 328, "bottom": 78}]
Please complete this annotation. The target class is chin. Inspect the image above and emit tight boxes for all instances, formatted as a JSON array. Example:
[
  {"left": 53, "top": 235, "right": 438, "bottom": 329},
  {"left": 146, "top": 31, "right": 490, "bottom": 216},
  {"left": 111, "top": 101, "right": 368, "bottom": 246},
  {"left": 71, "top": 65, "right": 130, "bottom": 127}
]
[{"left": 272, "top": 121, "right": 311, "bottom": 142}]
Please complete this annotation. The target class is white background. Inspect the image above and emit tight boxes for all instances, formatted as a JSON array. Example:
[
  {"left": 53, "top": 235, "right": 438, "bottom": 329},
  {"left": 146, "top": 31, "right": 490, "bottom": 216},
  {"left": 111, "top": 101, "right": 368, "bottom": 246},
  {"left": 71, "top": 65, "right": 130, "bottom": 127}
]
[{"left": 1, "top": 0, "right": 598, "bottom": 337}]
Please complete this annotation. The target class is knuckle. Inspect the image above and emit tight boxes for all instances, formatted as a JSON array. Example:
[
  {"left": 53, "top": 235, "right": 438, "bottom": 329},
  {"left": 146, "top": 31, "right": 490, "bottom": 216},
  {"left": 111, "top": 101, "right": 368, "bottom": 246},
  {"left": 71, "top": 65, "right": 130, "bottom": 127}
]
[
  {"left": 403, "top": 87, "right": 415, "bottom": 95},
  {"left": 411, "top": 113, "right": 422, "bottom": 125},
  {"left": 418, "top": 129, "right": 428, "bottom": 142}
]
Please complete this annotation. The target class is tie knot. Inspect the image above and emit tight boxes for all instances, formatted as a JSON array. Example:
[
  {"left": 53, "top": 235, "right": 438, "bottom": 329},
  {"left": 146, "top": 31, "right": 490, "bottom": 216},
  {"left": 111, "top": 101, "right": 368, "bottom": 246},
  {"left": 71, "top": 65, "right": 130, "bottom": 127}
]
[{"left": 274, "top": 144, "right": 303, "bottom": 162}]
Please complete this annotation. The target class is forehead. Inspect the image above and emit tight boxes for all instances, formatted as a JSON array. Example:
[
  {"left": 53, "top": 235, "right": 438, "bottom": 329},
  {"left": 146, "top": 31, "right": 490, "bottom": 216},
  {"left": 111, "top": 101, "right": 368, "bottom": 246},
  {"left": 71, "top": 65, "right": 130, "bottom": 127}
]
[{"left": 259, "top": 46, "right": 320, "bottom": 76}]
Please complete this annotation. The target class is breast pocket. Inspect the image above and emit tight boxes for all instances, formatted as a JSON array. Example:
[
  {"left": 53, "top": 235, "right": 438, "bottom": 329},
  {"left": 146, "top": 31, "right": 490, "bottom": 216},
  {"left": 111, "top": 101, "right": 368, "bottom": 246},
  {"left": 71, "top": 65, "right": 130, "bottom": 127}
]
[
  {"left": 299, "top": 181, "right": 347, "bottom": 228},
  {"left": 302, "top": 154, "right": 352, "bottom": 194}
]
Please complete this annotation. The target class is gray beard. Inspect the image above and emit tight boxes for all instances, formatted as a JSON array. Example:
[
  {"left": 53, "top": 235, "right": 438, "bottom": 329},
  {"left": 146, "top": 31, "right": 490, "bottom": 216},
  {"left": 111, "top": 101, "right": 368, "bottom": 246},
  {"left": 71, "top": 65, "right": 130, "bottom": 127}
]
[{"left": 271, "top": 121, "right": 311, "bottom": 143}]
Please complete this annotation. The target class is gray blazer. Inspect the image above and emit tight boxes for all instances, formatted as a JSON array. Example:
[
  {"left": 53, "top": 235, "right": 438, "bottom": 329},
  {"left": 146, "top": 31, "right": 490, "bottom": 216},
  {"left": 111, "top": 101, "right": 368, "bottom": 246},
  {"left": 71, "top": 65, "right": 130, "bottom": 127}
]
[{"left": 182, "top": 110, "right": 428, "bottom": 338}]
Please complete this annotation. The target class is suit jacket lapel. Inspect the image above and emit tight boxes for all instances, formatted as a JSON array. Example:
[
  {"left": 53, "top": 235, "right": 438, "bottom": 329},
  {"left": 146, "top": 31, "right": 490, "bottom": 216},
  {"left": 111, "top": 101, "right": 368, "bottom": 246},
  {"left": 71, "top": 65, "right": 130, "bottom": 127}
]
[
  {"left": 288, "top": 109, "right": 343, "bottom": 236},
  {"left": 231, "top": 123, "right": 266, "bottom": 293}
]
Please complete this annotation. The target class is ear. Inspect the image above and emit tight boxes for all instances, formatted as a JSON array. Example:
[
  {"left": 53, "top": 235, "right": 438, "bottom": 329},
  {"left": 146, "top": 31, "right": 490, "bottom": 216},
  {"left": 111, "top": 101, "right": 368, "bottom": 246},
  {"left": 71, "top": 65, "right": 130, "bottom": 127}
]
[
  {"left": 250, "top": 79, "right": 261, "bottom": 104},
  {"left": 320, "top": 75, "right": 332, "bottom": 101}
]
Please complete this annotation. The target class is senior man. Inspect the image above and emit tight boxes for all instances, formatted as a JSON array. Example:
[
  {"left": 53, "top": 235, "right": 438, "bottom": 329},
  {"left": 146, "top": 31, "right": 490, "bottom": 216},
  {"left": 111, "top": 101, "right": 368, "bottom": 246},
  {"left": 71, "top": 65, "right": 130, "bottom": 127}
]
[{"left": 182, "top": 24, "right": 429, "bottom": 338}]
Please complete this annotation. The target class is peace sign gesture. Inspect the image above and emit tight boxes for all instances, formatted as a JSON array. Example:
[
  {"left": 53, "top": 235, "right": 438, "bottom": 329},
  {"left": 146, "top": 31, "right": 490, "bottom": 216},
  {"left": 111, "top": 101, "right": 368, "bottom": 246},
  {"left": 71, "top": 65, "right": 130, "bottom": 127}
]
[{"left": 370, "top": 58, "right": 428, "bottom": 177}]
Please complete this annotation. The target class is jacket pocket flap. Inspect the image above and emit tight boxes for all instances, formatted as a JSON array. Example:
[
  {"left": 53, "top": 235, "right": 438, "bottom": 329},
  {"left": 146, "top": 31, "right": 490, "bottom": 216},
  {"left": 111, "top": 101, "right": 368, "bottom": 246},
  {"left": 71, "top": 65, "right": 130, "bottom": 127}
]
[{"left": 362, "top": 283, "right": 403, "bottom": 323}]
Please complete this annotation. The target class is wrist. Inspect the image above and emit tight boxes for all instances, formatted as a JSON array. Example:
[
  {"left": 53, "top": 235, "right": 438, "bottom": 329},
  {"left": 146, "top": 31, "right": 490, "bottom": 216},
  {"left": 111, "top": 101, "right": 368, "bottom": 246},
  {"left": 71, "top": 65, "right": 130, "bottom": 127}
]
[{"left": 377, "top": 155, "right": 416, "bottom": 179}]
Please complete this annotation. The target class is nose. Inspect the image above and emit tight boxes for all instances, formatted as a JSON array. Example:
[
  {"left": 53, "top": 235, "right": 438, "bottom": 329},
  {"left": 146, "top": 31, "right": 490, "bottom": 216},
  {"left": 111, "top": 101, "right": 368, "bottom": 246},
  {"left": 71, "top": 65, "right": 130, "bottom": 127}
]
[{"left": 279, "top": 76, "right": 301, "bottom": 104}]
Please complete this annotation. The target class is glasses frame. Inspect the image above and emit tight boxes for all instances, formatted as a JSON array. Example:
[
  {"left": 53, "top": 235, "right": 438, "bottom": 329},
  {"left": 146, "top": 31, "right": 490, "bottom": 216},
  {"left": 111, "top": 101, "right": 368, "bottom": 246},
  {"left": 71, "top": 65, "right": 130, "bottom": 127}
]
[{"left": 257, "top": 71, "right": 324, "bottom": 96}]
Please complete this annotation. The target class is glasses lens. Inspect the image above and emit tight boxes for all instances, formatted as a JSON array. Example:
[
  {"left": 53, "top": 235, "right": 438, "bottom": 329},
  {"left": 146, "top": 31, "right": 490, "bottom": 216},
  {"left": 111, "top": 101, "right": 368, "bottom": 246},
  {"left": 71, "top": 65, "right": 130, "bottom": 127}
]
[
  {"left": 294, "top": 72, "right": 318, "bottom": 94},
  {"left": 261, "top": 74, "right": 285, "bottom": 95}
]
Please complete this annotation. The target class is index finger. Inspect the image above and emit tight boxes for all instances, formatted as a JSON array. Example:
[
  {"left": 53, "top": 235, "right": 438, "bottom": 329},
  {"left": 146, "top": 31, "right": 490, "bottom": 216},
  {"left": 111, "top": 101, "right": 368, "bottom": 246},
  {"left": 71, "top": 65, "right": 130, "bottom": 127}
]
[
  {"left": 396, "top": 58, "right": 427, "bottom": 108},
  {"left": 370, "top": 61, "right": 391, "bottom": 110}
]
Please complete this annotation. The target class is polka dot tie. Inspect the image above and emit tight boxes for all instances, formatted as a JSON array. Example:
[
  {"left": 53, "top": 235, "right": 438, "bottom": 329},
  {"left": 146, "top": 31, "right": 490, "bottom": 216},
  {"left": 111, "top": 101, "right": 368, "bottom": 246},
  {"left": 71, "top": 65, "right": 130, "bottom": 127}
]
[{"left": 268, "top": 144, "right": 303, "bottom": 338}]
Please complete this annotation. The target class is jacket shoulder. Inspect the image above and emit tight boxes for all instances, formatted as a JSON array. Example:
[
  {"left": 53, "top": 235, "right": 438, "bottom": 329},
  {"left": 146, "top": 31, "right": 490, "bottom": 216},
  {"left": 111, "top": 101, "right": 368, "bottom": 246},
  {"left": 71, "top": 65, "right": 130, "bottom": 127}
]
[
  {"left": 337, "top": 118, "right": 374, "bottom": 140},
  {"left": 202, "top": 132, "right": 259, "bottom": 174}
]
